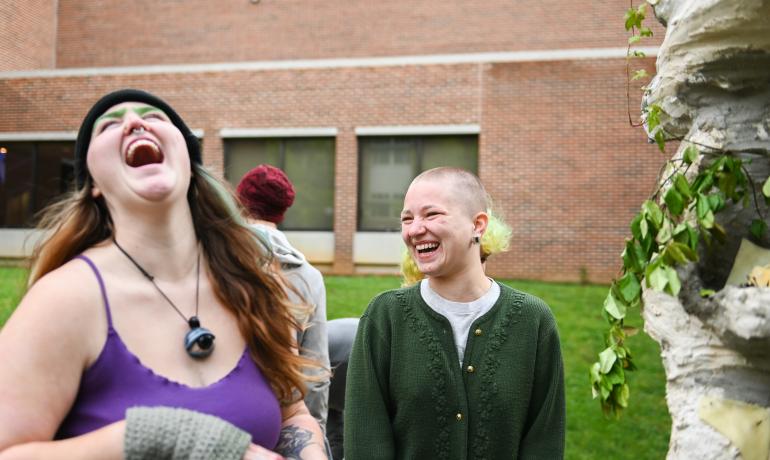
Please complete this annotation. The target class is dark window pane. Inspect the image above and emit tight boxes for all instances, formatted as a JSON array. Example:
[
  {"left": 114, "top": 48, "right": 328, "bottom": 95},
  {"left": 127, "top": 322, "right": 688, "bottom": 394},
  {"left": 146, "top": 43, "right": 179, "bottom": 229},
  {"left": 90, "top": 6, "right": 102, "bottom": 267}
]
[
  {"left": 224, "top": 138, "right": 335, "bottom": 231},
  {"left": 358, "top": 138, "right": 417, "bottom": 231},
  {"left": 0, "top": 142, "right": 75, "bottom": 228},
  {"left": 358, "top": 135, "right": 478, "bottom": 231},
  {"left": 422, "top": 136, "right": 478, "bottom": 173},
  {"left": 225, "top": 139, "right": 281, "bottom": 182},
  {"left": 282, "top": 138, "right": 335, "bottom": 230}
]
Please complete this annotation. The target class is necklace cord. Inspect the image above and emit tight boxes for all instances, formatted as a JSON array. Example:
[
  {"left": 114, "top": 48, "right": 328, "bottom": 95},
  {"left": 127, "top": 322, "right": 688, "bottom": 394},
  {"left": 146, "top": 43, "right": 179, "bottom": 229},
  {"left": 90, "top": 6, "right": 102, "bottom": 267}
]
[{"left": 113, "top": 238, "right": 200, "bottom": 324}]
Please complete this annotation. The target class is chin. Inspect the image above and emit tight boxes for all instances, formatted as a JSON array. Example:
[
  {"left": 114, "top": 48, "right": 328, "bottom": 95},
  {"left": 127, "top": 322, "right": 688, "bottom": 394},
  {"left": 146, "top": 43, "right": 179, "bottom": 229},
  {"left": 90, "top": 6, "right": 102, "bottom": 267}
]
[{"left": 136, "top": 182, "right": 179, "bottom": 202}]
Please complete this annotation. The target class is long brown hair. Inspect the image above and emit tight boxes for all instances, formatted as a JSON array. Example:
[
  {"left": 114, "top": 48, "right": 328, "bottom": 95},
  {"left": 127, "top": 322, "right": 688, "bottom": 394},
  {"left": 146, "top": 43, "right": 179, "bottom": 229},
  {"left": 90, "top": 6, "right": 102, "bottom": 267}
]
[{"left": 28, "top": 164, "right": 313, "bottom": 403}]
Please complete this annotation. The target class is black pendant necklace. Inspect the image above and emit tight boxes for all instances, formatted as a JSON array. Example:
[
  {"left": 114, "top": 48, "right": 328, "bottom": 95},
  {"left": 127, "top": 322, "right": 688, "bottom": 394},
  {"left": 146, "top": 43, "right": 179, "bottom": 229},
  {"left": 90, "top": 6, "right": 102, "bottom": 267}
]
[{"left": 113, "top": 239, "right": 216, "bottom": 359}]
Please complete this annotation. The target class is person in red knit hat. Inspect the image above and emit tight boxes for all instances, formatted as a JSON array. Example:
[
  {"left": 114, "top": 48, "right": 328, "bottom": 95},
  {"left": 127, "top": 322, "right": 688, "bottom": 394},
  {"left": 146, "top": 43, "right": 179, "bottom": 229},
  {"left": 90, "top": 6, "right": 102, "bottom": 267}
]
[
  {"left": 237, "top": 164, "right": 297, "bottom": 225},
  {"left": 236, "top": 164, "right": 332, "bottom": 445}
]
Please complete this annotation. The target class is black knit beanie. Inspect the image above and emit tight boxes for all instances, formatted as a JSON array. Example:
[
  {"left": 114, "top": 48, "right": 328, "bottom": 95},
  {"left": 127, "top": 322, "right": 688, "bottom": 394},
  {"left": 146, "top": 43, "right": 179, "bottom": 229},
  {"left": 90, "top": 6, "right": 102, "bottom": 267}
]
[{"left": 74, "top": 89, "right": 201, "bottom": 189}]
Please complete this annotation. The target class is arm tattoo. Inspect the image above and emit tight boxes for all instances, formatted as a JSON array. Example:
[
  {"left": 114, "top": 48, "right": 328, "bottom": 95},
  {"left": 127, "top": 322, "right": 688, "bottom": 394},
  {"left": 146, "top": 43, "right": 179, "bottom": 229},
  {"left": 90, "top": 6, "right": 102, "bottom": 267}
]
[{"left": 275, "top": 425, "right": 316, "bottom": 459}]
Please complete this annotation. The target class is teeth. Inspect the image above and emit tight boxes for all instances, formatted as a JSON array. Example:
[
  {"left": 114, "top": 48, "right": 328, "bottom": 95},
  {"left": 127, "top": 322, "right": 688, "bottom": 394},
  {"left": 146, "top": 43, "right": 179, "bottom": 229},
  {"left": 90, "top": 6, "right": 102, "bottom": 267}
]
[
  {"left": 416, "top": 242, "right": 439, "bottom": 251},
  {"left": 126, "top": 139, "right": 161, "bottom": 166}
]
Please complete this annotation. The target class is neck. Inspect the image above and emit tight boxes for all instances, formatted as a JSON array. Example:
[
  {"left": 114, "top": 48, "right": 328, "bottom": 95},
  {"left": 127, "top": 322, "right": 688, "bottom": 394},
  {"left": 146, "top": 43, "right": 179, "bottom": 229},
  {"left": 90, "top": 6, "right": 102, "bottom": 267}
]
[
  {"left": 111, "top": 202, "right": 199, "bottom": 280},
  {"left": 427, "top": 264, "right": 491, "bottom": 302}
]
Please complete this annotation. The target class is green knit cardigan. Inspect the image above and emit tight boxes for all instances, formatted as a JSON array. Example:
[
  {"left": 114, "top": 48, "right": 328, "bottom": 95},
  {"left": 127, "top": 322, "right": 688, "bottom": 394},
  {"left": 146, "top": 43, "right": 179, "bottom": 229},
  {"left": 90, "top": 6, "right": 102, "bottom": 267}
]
[{"left": 344, "top": 282, "right": 565, "bottom": 460}]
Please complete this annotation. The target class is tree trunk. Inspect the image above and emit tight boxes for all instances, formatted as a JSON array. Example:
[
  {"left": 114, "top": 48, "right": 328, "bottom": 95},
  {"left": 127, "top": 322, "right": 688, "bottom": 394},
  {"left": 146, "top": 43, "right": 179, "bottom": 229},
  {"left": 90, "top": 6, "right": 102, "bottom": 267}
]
[{"left": 642, "top": 0, "right": 770, "bottom": 459}]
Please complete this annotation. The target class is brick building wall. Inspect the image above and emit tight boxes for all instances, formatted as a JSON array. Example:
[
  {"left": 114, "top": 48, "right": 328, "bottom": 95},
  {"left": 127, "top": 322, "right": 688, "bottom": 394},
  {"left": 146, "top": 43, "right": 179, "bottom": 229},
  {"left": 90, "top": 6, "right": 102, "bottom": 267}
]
[
  {"left": 55, "top": 0, "right": 665, "bottom": 67},
  {"left": 0, "top": 0, "right": 667, "bottom": 282},
  {"left": 481, "top": 59, "right": 660, "bottom": 282},
  {"left": 0, "top": 0, "right": 57, "bottom": 71},
  {"left": 0, "top": 54, "right": 660, "bottom": 282}
]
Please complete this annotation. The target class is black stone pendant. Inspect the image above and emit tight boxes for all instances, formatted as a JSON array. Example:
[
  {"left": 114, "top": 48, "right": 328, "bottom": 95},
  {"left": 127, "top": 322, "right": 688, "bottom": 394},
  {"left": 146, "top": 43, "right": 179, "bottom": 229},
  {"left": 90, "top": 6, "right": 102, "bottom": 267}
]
[{"left": 184, "top": 316, "right": 215, "bottom": 359}]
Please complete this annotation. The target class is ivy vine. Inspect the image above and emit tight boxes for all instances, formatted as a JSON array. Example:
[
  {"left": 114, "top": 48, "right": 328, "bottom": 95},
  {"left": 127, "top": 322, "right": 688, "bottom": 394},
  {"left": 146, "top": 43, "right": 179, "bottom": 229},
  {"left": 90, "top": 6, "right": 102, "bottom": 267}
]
[{"left": 589, "top": 2, "right": 770, "bottom": 416}]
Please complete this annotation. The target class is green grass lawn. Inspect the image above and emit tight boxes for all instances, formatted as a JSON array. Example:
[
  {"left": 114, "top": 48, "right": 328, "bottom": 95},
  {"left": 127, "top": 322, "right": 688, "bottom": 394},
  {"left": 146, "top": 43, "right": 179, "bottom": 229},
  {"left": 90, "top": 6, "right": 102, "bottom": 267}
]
[
  {"left": 0, "top": 269, "right": 670, "bottom": 458},
  {"left": 0, "top": 267, "right": 26, "bottom": 327}
]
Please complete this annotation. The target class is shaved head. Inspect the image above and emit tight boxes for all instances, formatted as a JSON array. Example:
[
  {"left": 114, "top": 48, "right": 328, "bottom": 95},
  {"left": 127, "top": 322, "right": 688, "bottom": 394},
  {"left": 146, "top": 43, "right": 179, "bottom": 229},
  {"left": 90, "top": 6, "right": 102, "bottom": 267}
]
[{"left": 411, "top": 167, "right": 489, "bottom": 217}]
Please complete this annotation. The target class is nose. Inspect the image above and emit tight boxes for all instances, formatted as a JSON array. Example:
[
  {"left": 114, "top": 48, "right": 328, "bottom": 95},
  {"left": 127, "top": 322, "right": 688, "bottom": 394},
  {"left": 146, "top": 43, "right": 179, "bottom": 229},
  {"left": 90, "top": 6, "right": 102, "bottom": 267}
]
[
  {"left": 123, "top": 112, "right": 152, "bottom": 136},
  {"left": 406, "top": 218, "right": 427, "bottom": 238}
]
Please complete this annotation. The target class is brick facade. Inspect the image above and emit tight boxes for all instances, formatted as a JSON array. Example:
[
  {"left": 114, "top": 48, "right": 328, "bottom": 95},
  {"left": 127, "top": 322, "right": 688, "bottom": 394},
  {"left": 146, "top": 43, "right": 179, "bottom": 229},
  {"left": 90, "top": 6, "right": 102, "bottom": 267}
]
[
  {"left": 54, "top": 0, "right": 665, "bottom": 68},
  {"left": 0, "top": 1, "right": 665, "bottom": 283},
  {"left": 0, "top": 0, "right": 57, "bottom": 71}
]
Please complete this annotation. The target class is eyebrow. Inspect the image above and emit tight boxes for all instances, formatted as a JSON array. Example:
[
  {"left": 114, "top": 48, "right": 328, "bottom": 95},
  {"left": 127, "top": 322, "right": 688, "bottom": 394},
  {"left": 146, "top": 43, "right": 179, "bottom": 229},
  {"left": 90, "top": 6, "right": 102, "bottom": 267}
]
[
  {"left": 93, "top": 105, "right": 164, "bottom": 127},
  {"left": 94, "top": 108, "right": 128, "bottom": 126},
  {"left": 401, "top": 205, "right": 441, "bottom": 217},
  {"left": 134, "top": 106, "right": 163, "bottom": 116}
]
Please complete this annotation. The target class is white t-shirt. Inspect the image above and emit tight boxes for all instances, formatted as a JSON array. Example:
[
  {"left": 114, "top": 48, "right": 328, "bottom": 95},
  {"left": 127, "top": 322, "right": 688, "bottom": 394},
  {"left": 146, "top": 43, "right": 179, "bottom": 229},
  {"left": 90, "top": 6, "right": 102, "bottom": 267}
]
[{"left": 420, "top": 278, "right": 501, "bottom": 366}]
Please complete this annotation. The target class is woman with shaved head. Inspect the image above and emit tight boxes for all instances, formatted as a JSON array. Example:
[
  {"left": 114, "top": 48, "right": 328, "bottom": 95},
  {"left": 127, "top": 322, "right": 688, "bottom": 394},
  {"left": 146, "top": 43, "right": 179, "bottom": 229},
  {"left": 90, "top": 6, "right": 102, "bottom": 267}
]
[
  {"left": 0, "top": 89, "right": 327, "bottom": 460},
  {"left": 345, "top": 167, "right": 565, "bottom": 459}
]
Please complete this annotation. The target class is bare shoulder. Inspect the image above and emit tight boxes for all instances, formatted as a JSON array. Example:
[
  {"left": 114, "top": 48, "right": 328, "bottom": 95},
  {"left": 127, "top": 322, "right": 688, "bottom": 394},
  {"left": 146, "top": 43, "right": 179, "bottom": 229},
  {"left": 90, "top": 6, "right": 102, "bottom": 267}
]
[
  {"left": 0, "top": 256, "right": 108, "bottom": 446},
  {"left": 21, "top": 257, "right": 103, "bottom": 319},
  {"left": 3, "top": 255, "right": 108, "bottom": 360}
]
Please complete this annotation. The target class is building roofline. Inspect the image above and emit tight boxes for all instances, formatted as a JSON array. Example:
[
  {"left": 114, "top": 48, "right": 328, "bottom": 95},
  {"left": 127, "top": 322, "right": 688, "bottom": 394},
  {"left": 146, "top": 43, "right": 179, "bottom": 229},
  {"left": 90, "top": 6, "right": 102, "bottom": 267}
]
[{"left": 0, "top": 47, "right": 658, "bottom": 80}]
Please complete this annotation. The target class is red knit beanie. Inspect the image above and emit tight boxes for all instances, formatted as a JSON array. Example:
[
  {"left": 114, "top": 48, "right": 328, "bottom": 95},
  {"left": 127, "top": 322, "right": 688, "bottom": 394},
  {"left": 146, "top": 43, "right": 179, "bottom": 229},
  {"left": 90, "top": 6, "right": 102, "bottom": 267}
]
[{"left": 236, "top": 164, "right": 296, "bottom": 224}]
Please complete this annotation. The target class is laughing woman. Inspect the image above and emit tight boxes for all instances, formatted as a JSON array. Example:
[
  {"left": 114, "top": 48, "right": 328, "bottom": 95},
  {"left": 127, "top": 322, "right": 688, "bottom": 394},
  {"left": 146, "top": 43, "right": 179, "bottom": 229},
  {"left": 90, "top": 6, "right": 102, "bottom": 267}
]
[
  {"left": 344, "top": 167, "right": 565, "bottom": 460},
  {"left": 0, "top": 89, "right": 326, "bottom": 460}
]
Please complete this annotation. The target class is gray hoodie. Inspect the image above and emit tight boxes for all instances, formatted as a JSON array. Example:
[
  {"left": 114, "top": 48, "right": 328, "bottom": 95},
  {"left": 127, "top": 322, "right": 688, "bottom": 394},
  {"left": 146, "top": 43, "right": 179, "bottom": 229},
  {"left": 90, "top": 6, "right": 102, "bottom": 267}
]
[{"left": 251, "top": 224, "right": 330, "bottom": 431}]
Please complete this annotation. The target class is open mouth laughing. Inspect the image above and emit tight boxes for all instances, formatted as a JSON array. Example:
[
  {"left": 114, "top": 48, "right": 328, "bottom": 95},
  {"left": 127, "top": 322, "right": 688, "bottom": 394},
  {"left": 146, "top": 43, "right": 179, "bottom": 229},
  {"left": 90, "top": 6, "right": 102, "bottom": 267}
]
[
  {"left": 125, "top": 138, "right": 164, "bottom": 167},
  {"left": 416, "top": 242, "right": 440, "bottom": 255}
]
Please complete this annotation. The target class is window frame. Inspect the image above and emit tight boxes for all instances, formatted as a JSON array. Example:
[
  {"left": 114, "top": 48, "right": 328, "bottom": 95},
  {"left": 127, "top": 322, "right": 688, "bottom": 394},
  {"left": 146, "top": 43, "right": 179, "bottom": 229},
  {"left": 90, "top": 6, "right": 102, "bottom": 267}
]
[
  {"left": 356, "top": 133, "right": 479, "bottom": 232},
  {"left": 223, "top": 134, "right": 336, "bottom": 232}
]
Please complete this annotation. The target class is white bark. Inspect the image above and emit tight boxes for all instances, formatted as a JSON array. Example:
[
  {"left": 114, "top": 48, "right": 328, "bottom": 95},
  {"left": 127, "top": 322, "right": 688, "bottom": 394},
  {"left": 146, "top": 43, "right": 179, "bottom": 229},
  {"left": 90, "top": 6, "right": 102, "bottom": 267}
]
[{"left": 642, "top": 0, "right": 770, "bottom": 458}]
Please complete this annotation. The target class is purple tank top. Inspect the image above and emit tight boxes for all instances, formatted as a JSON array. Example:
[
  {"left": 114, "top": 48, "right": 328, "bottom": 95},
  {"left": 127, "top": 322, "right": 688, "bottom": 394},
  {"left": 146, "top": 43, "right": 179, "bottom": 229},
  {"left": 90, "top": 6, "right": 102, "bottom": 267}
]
[{"left": 55, "top": 255, "right": 282, "bottom": 448}]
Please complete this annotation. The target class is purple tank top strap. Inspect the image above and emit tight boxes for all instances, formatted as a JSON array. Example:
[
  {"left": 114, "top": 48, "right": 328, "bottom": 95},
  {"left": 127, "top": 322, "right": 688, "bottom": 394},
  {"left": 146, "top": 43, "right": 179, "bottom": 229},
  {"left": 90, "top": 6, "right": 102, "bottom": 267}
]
[{"left": 74, "top": 255, "right": 113, "bottom": 327}]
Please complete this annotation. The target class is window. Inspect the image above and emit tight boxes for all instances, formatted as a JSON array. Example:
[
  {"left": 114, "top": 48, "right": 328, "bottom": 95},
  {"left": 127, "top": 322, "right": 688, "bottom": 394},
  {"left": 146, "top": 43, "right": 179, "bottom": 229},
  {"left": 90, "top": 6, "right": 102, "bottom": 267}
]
[
  {"left": 225, "top": 137, "right": 335, "bottom": 231},
  {"left": 358, "top": 135, "right": 478, "bottom": 231},
  {"left": 0, "top": 142, "right": 75, "bottom": 228}
]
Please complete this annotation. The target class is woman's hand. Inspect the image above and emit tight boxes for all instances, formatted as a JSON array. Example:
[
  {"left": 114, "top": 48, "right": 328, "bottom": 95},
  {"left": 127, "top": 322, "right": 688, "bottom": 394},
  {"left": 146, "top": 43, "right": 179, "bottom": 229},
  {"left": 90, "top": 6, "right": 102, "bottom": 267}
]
[{"left": 243, "top": 443, "right": 285, "bottom": 460}]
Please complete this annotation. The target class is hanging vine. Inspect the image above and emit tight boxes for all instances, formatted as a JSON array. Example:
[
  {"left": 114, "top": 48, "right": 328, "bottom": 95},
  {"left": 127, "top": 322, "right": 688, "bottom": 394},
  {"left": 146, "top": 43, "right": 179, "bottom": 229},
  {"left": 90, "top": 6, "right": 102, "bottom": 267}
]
[{"left": 589, "top": 1, "right": 770, "bottom": 417}]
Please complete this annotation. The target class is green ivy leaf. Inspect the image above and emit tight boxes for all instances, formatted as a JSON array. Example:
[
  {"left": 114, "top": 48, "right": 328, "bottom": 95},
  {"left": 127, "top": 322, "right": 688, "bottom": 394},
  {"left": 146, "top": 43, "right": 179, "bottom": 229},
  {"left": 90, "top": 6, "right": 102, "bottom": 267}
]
[
  {"left": 751, "top": 219, "right": 768, "bottom": 240},
  {"left": 631, "top": 69, "right": 649, "bottom": 81},
  {"left": 600, "top": 380, "right": 611, "bottom": 400},
  {"left": 683, "top": 145, "right": 698, "bottom": 164},
  {"left": 615, "top": 383, "right": 630, "bottom": 408},
  {"left": 674, "top": 174, "right": 693, "bottom": 199},
  {"left": 632, "top": 50, "right": 647, "bottom": 58},
  {"left": 686, "top": 224, "right": 699, "bottom": 250},
  {"left": 606, "top": 363, "right": 625, "bottom": 385},
  {"left": 636, "top": 3, "right": 646, "bottom": 19},
  {"left": 624, "top": 8, "right": 638, "bottom": 30},
  {"left": 696, "top": 194, "right": 710, "bottom": 219},
  {"left": 599, "top": 347, "right": 617, "bottom": 374},
  {"left": 604, "top": 291, "right": 627, "bottom": 320},
  {"left": 763, "top": 177, "right": 770, "bottom": 198},
  {"left": 665, "top": 265, "right": 681, "bottom": 296},
  {"left": 656, "top": 219, "right": 673, "bottom": 245},
  {"left": 673, "top": 241, "right": 698, "bottom": 261},
  {"left": 654, "top": 129, "right": 666, "bottom": 152},
  {"left": 643, "top": 200, "right": 664, "bottom": 228},
  {"left": 700, "top": 209, "right": 715, "bottom": 229},
  {"left": 664, "top": 188, "right": 685, "bottom": 216},
  {"left": 628, "top": 35, "right": 641, "bottom": 44},
  {"left": 700, "top": 288, "right": 716, "bottom": 297},
  {"left": 646, "top": 105, "right": 661, "bottom": 131},
  {"left": 707, "top": 193, "right": 725, "bottom": 212},
  {"left": 640, "top": 26, "right": 653, "bottom": 37},
  {"left": 617, "top": 273, "right": 641, "bottom": 304},
  {"left": 647, "top": 265, "right": 668, "bottom": 291}
]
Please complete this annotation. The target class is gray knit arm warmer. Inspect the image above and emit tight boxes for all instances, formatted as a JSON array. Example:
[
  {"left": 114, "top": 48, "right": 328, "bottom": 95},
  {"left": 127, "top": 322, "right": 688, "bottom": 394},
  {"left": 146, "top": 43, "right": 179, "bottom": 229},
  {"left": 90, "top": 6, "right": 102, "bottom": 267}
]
[{"left": 124, "top": 407, "right": 252, "bottom": 460}]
